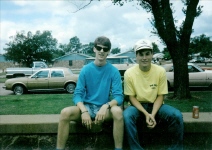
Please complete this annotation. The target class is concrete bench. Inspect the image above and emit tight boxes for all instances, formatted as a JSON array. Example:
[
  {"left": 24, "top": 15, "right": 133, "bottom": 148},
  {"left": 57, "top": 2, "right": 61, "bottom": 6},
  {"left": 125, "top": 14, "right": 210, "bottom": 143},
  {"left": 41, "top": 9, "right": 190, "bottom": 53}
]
[{"left": 0, "top": 112, "right": 211, "bottom": 134}]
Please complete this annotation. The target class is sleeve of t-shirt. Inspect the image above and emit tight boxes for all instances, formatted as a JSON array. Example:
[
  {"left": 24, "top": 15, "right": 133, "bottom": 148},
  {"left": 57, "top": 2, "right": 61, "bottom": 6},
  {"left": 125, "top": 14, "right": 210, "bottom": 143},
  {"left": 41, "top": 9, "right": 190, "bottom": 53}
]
[
  {"left": 73, "top": 68, "right": 86, "bottom": 105},
  {"left": 158, "top": 68, "right": 168, "bottom": 95},
  {"left": 124, "top": 70, "right": 135, "bottom": 96},
  {"left": 111, "top": 69, "right": 123, "bottom": 106}
]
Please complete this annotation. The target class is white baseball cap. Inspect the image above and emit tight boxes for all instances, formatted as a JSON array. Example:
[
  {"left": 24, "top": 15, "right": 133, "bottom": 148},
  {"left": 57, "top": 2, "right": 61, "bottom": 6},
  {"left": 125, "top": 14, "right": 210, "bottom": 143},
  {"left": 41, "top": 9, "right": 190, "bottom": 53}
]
[{"left": 134, "top": 39, "right": 153, "bottom": 52}]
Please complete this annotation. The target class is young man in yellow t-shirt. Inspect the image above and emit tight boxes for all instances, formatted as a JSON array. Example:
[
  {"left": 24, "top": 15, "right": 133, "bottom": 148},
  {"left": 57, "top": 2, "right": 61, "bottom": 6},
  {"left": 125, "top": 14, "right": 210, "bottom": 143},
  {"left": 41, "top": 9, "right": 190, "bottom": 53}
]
[{"left": 123, "top": 39, "right": 183, "bottom": 150}]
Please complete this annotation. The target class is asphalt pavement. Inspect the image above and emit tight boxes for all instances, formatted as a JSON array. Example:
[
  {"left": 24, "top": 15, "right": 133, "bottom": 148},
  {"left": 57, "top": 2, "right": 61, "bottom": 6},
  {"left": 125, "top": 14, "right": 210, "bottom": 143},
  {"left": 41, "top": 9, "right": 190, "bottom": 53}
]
[{"left": 0, "top": 83, "right": 13, "bottom": 96}]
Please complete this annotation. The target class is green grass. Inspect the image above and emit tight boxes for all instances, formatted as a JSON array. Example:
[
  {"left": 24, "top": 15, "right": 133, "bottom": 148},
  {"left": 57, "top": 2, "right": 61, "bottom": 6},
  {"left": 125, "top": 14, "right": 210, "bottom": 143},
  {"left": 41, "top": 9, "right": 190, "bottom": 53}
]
[
  {"left": 164, "top": 92, "right": 212, "bottom": 112},
  {"left": 0, "top": 94, "right": 74, "bottom": 115},
  {"left": 0, "top": 92, "right": 211, "bottom": 115},
  {"left": 0, "top": 78, "right": 7, "bottom": 83},
  {"left": 0, "top": 72, "right": 6, "bottom": 83}
]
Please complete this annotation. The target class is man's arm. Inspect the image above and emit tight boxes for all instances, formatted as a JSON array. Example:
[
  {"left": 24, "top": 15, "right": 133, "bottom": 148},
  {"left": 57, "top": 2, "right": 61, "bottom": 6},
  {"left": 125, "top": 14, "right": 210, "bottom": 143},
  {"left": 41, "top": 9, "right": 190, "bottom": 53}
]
[
  {"left": 77, "top": 102, "right": 92, "bottom": 129},
  {"left": 77, "top": 102, "right": 87, "bottom": 113},
  {"left": 129, "top": 95, "right": 149, "bottom": 116},
  {"left": 151, "top": 95, "right": 164, "bottom": 117}
]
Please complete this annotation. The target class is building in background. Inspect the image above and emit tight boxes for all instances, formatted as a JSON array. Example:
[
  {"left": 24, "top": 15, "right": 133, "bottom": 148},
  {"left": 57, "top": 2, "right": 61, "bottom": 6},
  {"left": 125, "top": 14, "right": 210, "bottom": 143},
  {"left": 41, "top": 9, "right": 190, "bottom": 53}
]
[{"left": 52, "top": 52, "right": 91, "bottom": 69}]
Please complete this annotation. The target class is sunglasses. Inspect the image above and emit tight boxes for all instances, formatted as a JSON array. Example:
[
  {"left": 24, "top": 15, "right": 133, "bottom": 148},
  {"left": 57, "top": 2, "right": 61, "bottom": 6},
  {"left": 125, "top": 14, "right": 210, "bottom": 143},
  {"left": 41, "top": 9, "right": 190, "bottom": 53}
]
[{"left": 95, "top": 45, "right": 110, "bottom": 52}]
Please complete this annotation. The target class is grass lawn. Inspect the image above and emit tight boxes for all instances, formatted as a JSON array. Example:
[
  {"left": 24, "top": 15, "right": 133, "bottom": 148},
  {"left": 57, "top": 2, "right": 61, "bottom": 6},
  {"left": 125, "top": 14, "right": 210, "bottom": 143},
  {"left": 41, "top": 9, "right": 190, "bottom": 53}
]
[
  {"left": 0, "top": 72, "right": 6, "bottom": 83},
  {"left": 0, "top": 78, "right": 7, "bottom": 83},
  {"left": 0, "top": 91, "right": 211, "bottom": 115},
  {"left": 0, "top": 94, "right": 74, "bottom": 115}
]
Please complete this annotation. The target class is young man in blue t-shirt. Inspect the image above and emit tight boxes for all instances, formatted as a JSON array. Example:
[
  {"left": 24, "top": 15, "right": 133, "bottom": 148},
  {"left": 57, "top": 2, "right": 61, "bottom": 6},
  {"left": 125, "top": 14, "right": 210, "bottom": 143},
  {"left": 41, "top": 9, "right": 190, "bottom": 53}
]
[{"left": 56, "top": 36, "right": 124, "bottom": 150}]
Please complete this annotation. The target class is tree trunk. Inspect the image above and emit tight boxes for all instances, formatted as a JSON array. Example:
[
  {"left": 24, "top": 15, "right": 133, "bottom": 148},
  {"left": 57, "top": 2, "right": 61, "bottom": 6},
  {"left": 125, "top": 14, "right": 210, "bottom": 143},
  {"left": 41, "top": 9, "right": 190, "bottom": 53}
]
[
  {"left": 148, "top": 0, "right": 198, "bottom": 99},
  {"left": 172, "top": 52, "right": 191, "bottom": 99}
]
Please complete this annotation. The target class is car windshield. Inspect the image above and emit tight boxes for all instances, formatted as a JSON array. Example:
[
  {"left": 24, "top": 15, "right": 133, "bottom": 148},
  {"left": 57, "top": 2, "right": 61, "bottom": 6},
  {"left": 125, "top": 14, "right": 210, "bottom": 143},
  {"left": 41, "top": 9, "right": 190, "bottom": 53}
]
[
  {"left": 192, "top": 63, "right": 204, "bottom": 72},
  {"left": 31, "top": 70, "right": 49, "bottom": 78},
  {"left": 68, "top": 69, "right": 74, "bottom": 74}
]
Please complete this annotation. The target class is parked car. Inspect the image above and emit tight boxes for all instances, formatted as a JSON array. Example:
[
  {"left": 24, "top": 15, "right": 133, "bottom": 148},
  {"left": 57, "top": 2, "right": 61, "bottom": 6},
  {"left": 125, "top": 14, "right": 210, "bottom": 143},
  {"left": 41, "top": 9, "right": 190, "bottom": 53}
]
[
  {"left": 189, "top": 59, "right": 197, "bottom": 63},
  {"left": 163, "top": 63, "right": 212, "bottom": 89},
  {"left": 3, "top": 67, "right": 78, "bottom": 95},
  {"left": 6, "top": 61, "right": 48, "bottom": 78}
]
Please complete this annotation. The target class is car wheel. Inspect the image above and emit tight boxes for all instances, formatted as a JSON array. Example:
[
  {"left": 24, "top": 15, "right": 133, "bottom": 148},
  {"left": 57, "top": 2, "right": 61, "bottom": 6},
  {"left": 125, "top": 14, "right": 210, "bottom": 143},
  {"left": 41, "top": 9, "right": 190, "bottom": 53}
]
[
  {"left": 13, "top": 85, "right": 25, "bottom": 95},
  {"left": 65, "top": 83, "right": 76, "bottom": 94}
]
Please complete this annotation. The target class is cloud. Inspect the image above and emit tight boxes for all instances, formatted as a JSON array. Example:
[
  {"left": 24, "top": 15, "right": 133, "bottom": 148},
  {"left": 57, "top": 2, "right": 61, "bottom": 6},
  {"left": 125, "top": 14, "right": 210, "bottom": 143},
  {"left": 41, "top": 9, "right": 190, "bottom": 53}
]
[{"left": 1, "top": 0, "right": 212, "bottom": 54}]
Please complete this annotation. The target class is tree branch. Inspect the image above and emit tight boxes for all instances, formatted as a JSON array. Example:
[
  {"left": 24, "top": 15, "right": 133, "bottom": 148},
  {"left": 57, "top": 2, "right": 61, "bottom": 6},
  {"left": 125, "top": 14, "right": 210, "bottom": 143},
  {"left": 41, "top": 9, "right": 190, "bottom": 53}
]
[
  {"left": 70, "top": 0, "right": 93, "bottom": 13},
  {"left": 181, "top": 0, "right": 200, "bottom": 47}
]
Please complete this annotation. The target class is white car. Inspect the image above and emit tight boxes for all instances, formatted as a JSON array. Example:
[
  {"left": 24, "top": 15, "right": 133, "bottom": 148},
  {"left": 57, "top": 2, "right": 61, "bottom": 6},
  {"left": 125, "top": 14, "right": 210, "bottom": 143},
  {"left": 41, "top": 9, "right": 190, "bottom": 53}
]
[{"left": 163, "top": 63, "right": 212, "bottom": 89}]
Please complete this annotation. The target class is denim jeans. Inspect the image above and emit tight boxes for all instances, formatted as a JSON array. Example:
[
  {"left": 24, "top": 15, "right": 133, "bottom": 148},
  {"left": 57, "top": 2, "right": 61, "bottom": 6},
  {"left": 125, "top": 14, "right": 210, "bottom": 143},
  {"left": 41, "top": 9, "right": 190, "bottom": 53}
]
[{"left": 123, "top": 104, "right": 184, "bottom": 150}]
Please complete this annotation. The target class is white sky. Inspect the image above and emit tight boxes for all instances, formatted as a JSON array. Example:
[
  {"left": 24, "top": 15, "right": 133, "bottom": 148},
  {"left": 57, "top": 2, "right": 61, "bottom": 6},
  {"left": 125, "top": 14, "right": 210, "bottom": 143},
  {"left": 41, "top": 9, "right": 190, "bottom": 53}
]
[{"left": 0, "top": 0, "right": 212, "bottom": 54}]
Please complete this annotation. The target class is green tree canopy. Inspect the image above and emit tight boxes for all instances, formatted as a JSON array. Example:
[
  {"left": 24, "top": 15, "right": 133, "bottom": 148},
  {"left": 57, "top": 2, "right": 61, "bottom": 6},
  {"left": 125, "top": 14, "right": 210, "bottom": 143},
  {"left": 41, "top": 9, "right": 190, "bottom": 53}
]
[
  {"left": 4, "top": 30, "right": 57, "bottom": 67},
  {"left": 152, "top": 42, "right": 160, "bottom": 54},
  {"left": 66, "top": 36, "right": 81, "bottom": 53},
  {"left": 81, "top": 42, "right": 95, "bottom": 56},
  {"left": 111, "top": 47, "right": 121, "bottom": 54},
  {"left": 189, "top": 34, "right": 212, "bottom": 58},
  {"left": 162, "top": 47, "right": 172, "bottom": 60}
]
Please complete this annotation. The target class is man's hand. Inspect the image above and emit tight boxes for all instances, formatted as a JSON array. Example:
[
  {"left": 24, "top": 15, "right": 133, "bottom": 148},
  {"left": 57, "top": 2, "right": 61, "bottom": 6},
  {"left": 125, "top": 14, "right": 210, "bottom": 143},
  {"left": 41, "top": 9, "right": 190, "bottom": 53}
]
[
  {"left": 94, "top": 104, "right": 108, "bottom": 124},
  {"left": 81, "top": 111, "right": 92, "bottom": 130},
  {"left": 145, "top": 113, "right": 156, "bottom": 129}
]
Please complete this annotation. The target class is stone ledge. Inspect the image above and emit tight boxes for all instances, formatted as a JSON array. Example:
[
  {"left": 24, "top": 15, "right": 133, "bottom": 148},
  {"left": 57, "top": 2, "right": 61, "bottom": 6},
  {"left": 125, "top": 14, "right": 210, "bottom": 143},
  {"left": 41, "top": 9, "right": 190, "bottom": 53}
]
[{"left": 0, "top": 112, "right": 212, "bottom": 134}]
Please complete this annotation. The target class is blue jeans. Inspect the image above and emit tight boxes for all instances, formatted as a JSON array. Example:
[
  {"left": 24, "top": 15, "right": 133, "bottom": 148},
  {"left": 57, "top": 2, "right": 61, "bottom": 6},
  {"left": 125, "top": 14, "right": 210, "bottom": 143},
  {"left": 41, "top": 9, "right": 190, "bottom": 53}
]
[{"left": 123, "top": 104, "right": 184, "bottom": 150}]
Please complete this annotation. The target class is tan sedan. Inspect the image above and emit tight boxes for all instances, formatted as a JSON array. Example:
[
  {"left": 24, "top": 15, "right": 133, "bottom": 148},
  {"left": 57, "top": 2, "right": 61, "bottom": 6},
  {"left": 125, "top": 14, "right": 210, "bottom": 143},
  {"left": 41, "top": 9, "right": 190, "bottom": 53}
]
[
  {"left": 163, "top": 63, "right": 212, "bottom": 89},
  {"left": 3, "top": 67, "right": 78, "bottom": 95}
]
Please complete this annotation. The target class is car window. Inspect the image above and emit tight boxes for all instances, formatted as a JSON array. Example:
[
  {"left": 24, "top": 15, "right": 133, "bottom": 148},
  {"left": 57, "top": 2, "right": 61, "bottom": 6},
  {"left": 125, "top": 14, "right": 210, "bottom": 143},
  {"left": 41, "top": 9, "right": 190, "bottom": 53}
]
[
  {"left": 188, "top": 65, "right": 199, "bottom": 73},
  {"left": 33, "top": 70, "right": 49, "bottom": 78},
  {"left": 35, "top": 63, "right": 44, "bottom": 68},
  {"left": 51, "top": 70, "right": 64, "bottom": 78}
]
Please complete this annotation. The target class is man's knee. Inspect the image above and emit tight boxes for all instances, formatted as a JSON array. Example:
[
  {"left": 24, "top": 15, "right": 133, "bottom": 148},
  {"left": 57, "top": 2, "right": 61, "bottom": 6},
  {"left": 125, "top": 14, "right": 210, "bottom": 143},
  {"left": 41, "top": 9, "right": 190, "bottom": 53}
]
[
  {"left": 172, "top": 109, "right": 183, "bottom": 122},
  {"left": 111, "top": 106, "right": 123, "bottom": 120},
  {"left": 174, "top": 110, "right": 184, "bottom": 127},
  {"left": 60, "top": 107, "right": 73, "bottom": 121}
]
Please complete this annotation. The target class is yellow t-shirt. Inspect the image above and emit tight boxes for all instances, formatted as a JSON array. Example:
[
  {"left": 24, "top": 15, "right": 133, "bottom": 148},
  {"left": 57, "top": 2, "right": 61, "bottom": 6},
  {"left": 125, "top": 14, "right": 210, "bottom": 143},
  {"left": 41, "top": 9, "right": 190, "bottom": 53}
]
[{"left": 124, "top": 64, "right": 168, "bottom": 103}]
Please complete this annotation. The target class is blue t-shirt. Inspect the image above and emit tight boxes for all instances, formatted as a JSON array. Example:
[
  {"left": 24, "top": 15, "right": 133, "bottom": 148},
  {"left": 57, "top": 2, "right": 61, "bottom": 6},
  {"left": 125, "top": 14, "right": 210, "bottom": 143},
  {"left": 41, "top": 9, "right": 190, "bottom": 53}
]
[{"left": 73, "top": 62, "right": 123, "bottom": 106}]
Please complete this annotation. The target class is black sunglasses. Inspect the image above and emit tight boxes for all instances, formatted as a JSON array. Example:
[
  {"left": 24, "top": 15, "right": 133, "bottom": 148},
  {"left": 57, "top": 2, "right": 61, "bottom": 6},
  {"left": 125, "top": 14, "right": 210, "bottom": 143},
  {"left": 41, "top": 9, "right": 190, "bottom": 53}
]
[{"left": 95, "top": 45, "right": 110, "bottom": 52}]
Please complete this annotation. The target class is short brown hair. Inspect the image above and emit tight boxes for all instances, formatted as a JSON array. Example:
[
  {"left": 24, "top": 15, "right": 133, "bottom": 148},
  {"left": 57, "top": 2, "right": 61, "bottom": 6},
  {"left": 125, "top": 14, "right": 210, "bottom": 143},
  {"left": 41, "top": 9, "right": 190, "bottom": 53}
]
[{"left": 94, "top": 36, "right": 111, "bottom": 50}]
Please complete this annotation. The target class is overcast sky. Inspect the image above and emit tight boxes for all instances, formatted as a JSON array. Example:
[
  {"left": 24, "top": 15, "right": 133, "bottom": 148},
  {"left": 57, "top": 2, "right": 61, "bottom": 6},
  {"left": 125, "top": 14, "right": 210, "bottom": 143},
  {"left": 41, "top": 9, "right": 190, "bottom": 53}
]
[{"left": 1, "top": 0, "right": 212, "bottom": 54}]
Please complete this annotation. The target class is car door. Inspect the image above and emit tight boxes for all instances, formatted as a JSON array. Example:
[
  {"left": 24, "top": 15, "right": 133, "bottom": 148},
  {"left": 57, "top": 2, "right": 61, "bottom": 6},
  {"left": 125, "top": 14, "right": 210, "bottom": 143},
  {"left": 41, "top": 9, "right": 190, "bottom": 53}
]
[
  {"left": 48, "top": 69, "right": 66, "bottom": 89},
  {"left": 27, "top": 70, "right": 49, "bottom": 90},
  {"left": 188, "top": 65, "right": 206, "bottom": 87}
]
